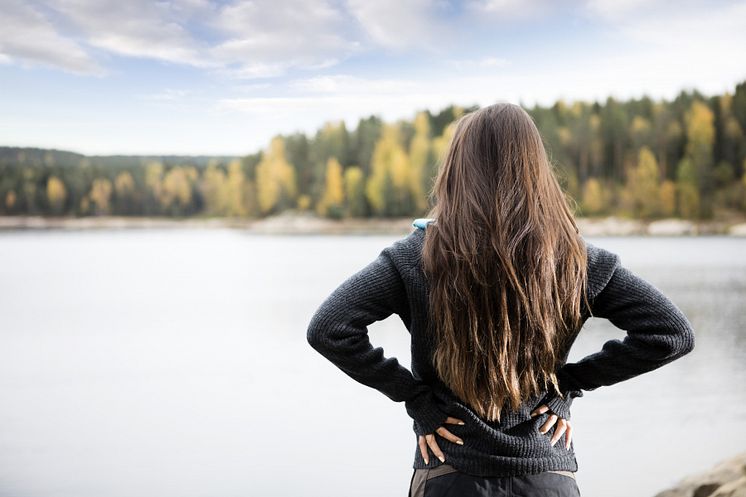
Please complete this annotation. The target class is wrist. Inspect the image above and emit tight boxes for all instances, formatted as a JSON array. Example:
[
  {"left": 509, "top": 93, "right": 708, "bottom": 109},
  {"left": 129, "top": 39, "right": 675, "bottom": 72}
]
[
  {"left": 542, "top": 388, "right": 582, "bottom": 420},
  {"left": 405, "top": 390, "right": 450, "bottom": 435}
]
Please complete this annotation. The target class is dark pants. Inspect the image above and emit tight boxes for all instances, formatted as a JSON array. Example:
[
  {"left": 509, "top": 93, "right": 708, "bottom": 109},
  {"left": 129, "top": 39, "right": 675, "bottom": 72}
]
[{"left": 408, "top": 464, "right": 581, "bottom": 497}]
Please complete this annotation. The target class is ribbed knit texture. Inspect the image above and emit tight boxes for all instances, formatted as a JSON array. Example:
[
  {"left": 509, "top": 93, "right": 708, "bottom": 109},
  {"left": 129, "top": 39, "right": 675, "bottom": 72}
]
[{"left": 306, "top": 219, "right": 695, "bottom": 477}]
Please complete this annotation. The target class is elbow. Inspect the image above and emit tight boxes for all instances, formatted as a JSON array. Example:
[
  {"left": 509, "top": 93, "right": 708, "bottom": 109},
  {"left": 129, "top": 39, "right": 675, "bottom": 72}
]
[
  {"left": 669, "top": 319, "right": 696, "bottom": 359},
  {"left": 306, "top": 322, "right": 324, "bottom": 351},
  {"left": 652, "top": 305, "right": 695, "bottom": 360},
  {"left": 677, "top": 324, "right": 695, "bottom": 357},
  {"left": 306, "top": 311, "right": 331, "bottom": 352}
]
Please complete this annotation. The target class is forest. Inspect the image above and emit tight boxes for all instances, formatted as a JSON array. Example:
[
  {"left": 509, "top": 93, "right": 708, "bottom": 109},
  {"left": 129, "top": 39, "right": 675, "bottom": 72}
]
[{"left": 1, "top": 80, "right": 745, "bottom": 221}]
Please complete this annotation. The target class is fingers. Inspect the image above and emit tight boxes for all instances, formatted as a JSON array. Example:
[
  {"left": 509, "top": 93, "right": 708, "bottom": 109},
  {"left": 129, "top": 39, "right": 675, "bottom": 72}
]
[
  {"left": 549, "top": 418, "right": 567, "bottom": 446},
  {"left": 436, "top": 426, "right": 464, "bottom": 445},
  {"left": 530, "top": 405, "right": 550, "bottom": 417},
  {"left": 537, "top": 412, "right": 573, "bottom": 451},
  {"left": 417, "top": 417, "right": 466, "bottom": 466},
  {"left": 418, "top": 435, "right": 429, "bottom": 464},
  {"left": 564, "top": 421, "right": 573, "bottom": 450},
  {"left": 539, "top": 413, "right": 558, "bottom": 434},
  {"left": 425, "top": 433, "right": 446, "bottom": 463},
  {"left": 444, "top": 416, "right": 465, "bottom": 425}
]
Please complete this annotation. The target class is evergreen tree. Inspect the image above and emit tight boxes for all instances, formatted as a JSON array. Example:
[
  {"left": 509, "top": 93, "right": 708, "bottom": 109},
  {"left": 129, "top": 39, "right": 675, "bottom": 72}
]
[{"left": 684, "top": 100, "right": 716, "bottom": 218}]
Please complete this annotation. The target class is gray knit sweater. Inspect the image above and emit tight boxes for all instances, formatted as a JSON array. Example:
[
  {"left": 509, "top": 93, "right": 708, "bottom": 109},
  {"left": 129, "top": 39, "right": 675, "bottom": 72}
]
[{"left": 306, "top": 220, "right": 695, "bottom": 477}]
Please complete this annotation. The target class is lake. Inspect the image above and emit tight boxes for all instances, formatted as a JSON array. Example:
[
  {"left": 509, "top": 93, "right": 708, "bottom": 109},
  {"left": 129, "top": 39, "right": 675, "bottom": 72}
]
[{"left": 0, "top": 230, "right": 744, "bottom": 497}]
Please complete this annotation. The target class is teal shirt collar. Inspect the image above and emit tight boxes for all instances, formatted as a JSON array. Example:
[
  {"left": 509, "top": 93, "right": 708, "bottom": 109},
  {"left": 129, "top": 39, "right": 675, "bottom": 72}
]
[{"left": 412, "top": 218, "right": 435, "bottom": 230}]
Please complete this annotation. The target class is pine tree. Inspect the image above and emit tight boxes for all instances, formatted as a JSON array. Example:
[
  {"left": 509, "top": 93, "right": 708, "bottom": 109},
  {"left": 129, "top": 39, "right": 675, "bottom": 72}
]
[{"left": 684, "top": 100, "right": 716, "bottom": 217}]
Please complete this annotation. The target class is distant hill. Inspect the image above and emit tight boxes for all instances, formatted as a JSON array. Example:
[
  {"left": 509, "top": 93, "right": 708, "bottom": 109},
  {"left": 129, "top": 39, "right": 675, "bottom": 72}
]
[{"left": 0, "top": 146, "right": 239, "bottom": 169}]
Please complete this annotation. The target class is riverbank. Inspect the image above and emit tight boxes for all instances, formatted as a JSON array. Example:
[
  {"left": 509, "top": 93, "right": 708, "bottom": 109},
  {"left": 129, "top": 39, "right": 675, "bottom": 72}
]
[{"left": 2, "top": 211, "right": 746, "bottom": 236}]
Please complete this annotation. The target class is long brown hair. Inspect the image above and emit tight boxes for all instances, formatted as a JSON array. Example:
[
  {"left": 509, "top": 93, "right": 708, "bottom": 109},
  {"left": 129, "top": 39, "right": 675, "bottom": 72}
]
[{"left": 422, "top": 102, "right": 590, "bottom": 423}]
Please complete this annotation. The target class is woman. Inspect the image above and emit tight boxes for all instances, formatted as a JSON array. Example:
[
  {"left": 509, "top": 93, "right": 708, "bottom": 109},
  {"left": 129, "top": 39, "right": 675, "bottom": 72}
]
[{"left": 306, "top": 103, "right": 695, "bottom": 497}]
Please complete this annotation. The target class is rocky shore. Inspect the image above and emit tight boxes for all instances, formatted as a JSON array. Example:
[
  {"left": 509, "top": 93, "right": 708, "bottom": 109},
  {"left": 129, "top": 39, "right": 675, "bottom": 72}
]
[
  {"left": 654, "top": 452, "right": 746, "bottom": 497},
  {"left": 1, "top": 211, "right": 746, "bottom": 236}
]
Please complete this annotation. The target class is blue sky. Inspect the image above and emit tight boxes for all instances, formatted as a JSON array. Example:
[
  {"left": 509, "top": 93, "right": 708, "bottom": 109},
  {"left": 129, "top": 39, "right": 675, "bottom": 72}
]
[{"left": 1, "top": 0, "right": 745, "bottom": 156}]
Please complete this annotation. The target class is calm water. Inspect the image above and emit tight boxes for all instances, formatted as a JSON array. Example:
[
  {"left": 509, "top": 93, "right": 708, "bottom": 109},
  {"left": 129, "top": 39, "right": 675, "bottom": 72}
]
[{"left": 0, "top": 230, "right": 744, "bottom": 497}]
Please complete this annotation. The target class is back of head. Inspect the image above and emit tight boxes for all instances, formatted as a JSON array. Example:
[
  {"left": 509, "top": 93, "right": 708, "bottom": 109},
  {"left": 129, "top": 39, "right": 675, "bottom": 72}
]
[{"left": 421, "top": 102, "right": 589, "bottom": 422}]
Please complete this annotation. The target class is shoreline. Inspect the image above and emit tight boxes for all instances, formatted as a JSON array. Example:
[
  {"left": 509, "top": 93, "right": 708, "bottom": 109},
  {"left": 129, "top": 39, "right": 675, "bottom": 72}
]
[{"left": 1, "top": 213, "right": 746, "bottom": 236}]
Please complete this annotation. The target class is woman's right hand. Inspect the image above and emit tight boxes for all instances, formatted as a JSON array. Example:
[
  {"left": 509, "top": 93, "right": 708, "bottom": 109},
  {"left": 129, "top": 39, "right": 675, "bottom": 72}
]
[
  {"left": 531, "top": 404, "right": 573, "bottom": 450},
  {"left": 418, "top": 416, "right": 465, "bottom": 464}
]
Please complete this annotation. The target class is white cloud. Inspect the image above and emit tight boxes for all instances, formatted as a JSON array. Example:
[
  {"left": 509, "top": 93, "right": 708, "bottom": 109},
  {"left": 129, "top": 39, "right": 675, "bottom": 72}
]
[
  {"left": 214, "top": 61, "right": 290, "bottom": 79},
  {"left": 0, "top": 0, "right": 102, "bottom": 74},
  {"left": 584, "top": 0, "right": 653, "bottom": 20},
  {"left": 617, "top": 1, "right": 746, "bottom": 48},
  {"left": 444, "top": 56, "right": 511, "bottom": 69},
  {"left": 208, "top": 0, "right": 361, "bottom": 77},
  {"left": 2, "top": 0, "right": 364, "bottom": 78},
  {"left": 288, "top": 74, "right": 421, "bottom": 94},
  {"left": 3, "top": 0, "right": 745, "bottom": 156},
  {"left": 578, "top": 0, "right": 746, "bottom": 99},
  {"left": 0, "top": 0, "right": 516, "bottom": 79},
  {"left": 464, "top": 0, "right": 555, "bottom": 19},
  {"left": 138, "top": 89, "right": 193, "bottom": 101},
  {"left": 214, "top": 74, "right": 500, "bottom": 124},
  {"left": 345, "top": 0, "right": 454, "bottom": 50},
  {"left": 46, "top": 0, "right": 214, "bottom": 68},
  {"left": 235, "top": 82, "right": 273, "bottom": 92}
]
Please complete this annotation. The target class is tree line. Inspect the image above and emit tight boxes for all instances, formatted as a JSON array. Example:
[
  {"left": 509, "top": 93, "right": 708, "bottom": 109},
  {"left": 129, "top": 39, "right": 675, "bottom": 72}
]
[{"left": 2, "top": 81, "right": 746, "bottom": 221}]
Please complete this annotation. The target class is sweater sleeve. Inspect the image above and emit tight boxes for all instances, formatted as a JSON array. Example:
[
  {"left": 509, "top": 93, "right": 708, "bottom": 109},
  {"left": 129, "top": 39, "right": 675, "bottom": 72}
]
[
  {"left": 306, "top": 245, "right": 450, "bottom": 435},
  {"left": 546, "top": 250, "right": 696, "bottom": 419}
]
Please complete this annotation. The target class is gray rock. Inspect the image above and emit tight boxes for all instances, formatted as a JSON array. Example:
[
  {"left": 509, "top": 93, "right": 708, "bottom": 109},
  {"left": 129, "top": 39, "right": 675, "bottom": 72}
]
[
  {"left": 647, "top": 218, "right": 696, "bottom": 236},
  {"left": 728, "top": 223, "right": 746, "bottom": 236},
  {"left": 710, "top": 477, "right": 746, "bottom": 497},
  {"left": 653, "top": 452, "right": 746, "bottom": 497},
  {"left": 576, "top": 216, "right": 646, "bottom": 236}
]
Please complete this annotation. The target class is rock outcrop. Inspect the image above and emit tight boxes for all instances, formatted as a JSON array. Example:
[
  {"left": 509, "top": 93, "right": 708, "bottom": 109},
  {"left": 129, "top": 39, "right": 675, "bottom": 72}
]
[{"left": 654, "top": 452, "right": 746, "bottom": 497}]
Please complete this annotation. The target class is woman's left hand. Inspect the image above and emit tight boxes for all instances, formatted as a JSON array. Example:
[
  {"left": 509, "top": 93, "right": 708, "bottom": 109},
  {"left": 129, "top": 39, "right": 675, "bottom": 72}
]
[
  {"left": 418, "top": 416, "right": 465, "bottom": 464},
  {"left": 530, "top": 404, "right": 573, "bottom": 450}
]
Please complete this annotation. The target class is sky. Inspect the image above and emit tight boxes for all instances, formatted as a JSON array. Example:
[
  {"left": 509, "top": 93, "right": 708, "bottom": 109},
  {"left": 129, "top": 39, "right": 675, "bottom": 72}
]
[{"left": 1, "top": 0, "right": 745, "bottom": 156}]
